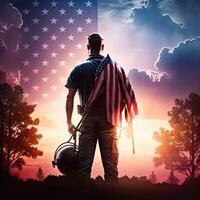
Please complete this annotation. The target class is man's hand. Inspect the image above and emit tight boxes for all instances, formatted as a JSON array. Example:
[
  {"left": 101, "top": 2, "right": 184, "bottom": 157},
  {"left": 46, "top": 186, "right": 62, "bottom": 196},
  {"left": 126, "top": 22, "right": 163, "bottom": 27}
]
[{"left": 67, "top": 122, "right": 76, "bottom": 134}]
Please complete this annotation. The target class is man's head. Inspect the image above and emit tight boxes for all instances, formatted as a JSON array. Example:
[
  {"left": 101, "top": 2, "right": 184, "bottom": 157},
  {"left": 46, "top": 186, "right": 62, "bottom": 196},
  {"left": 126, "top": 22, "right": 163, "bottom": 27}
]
[{"left": 87, "top": 33, "right": 104, "bottom": 55}]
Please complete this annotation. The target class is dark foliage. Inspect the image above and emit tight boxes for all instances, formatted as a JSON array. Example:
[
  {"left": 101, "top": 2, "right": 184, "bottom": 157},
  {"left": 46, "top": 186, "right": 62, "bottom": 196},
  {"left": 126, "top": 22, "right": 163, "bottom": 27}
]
[
  {"left": 0, "top": 83, "right": 43, "bottom": 174},
  {"left": 153, "top": 93, "right": 200, "bottom": 181},
  {"left": 1, "top": 174, "right": 200, "bottom": 200}
]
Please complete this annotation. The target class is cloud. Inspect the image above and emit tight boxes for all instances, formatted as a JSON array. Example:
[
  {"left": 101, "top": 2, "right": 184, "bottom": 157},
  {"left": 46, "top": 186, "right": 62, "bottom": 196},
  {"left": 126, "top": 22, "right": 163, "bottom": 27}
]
[
  {"left": 130, "top": 0, "right": 186, "bottom": 44},
  {"left": 99, "top": 0, "right": 187, "bottom": 69},
  {"left": 129, "top": 36, "right": 200, "bottom": 119},
  {"left": 0, "top": 1, "right": 23, "bottom": 84},
  {"left": 159, "top": 0, "right": 200, "bottom": 37},
  {"left": 0, "top": 1, "right": 23, "bottom": 51}
]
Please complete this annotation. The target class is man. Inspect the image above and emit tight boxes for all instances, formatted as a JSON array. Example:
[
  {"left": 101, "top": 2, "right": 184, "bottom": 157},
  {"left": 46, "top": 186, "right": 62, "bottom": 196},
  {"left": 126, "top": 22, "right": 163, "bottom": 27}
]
[{"left": 65, "top": 33, "right": 137, "bottom": 182}]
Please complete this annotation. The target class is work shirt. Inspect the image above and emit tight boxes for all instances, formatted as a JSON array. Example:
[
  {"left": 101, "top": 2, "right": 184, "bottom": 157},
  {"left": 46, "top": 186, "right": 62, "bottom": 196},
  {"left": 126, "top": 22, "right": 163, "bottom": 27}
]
[{"left": 65, "top": 55, "right": 106, "bottom": 117}]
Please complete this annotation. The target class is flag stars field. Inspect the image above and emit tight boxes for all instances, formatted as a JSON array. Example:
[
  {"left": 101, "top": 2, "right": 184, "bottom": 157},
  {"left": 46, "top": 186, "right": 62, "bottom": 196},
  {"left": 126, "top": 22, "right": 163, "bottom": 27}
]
[{"left": 15, "top": 0, "right": 97, "bottom": 109}]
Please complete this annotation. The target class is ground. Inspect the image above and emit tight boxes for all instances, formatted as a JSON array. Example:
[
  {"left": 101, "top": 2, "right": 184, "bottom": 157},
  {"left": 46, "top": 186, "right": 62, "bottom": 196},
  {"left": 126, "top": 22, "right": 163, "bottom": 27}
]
[{"left": 1, "top": 174, "right": 200, "bottom": 200}]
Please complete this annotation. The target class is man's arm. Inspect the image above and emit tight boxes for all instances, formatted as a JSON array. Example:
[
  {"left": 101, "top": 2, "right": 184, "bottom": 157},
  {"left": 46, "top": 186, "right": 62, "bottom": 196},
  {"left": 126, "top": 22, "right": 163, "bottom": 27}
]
[{"left": 66, "top": 88, "right": 77, "bottom": 134}]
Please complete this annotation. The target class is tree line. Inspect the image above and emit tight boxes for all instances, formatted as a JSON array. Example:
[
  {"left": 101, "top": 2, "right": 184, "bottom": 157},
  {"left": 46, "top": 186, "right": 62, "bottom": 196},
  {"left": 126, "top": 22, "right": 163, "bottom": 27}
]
[{"left": 0, "top": 77, "right": 200, "bottom": 183}]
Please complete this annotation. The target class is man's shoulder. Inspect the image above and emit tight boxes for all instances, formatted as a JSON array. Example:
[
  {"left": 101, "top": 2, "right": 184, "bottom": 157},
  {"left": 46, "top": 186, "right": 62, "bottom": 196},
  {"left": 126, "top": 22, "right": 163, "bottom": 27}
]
[
  {"left": 72, "top": 60, "right": 95, "bottom": 73},
  {"left": 71, "top": 55, "right": 104, "bottom": 71}
]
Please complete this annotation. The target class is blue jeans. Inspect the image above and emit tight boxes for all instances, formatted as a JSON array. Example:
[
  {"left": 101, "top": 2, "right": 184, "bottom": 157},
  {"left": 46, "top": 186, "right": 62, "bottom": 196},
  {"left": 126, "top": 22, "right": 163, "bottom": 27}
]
[{"left": 78, "top": 116, "right": 119, "bottom": 182}]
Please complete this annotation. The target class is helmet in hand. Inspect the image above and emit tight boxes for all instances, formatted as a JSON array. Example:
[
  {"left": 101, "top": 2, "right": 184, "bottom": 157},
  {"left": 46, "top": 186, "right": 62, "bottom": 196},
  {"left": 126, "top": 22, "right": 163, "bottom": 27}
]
[{"left": 52, "top": 142, "right": 78, "bottom": 175}]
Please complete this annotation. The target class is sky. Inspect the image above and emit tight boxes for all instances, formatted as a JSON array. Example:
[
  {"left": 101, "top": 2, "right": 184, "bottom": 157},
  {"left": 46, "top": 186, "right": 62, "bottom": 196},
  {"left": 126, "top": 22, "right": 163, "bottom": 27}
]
[{"left": 1, "top": 0, "right": 200, "bottom": 182}]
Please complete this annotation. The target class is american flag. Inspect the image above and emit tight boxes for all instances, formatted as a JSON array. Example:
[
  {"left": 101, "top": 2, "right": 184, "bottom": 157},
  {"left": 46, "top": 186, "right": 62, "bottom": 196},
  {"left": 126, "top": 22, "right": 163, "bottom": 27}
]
[
  {"left": 10, "top": 0, "right": 97, "bottom": 106},
  {"left": 85, "top": 54, "right": 138, "bottom": 153},
  {"left": 86, "top": 54, "right": 138, "bottom": 128}
]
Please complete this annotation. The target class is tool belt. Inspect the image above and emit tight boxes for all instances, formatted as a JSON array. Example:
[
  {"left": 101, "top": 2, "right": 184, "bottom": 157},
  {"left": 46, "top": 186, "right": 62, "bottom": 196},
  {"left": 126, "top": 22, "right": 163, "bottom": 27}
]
[{"left": 77, "top": 105, "right": 84, "bottom": 116}]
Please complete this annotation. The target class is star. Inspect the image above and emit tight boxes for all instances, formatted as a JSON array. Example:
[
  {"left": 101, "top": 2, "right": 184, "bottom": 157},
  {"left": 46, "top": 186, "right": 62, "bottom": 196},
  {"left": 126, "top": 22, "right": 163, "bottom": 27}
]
[
  {"left": 68, "top": 18, "right": 75, "bottom": 24},
  {"left": 22, "top": 60, "right": 30, "bottom": 66},
  {"left": 33, "top": 85, "right": 39, "bottom": 91},
  {"left": 68, "top": 52, "right": 74, "bottom": 58},
  {"left": 85, "top": 18, "right": 92, "bottom": 24},
  {"left": 59, "top": 43, "right": 66, "bottom": 50},
  {"left": 23, "top": 26, "right": 30, "bottom": 32},
  {"left": 50, "top": 68, "right": 57, "bottom": 74},
  {"left": 51, "top": 1, "right": 57, "bottom": 7},
  {"left": 51, "top": 85, "right": 57, "bottom": 90},
  {"left": 42, "top": 77, "right": 48, "bottom": 82},
  {"left": 85, "top": 1, "right": 92, "bottom": 7},
  {"left": 42, "top": 93, "right": 48, "bottom": 98},
  {"left": 42, "top": 8, "right": 48, "bottom": 15},
  {"left": 32, "top": 34, "right": 39, "bottom": 41},
  {"left": 32, "top": 17, "right": 39, "bottom": 24},
  {"left": 76, "top": 9, "right": 83, "bottom": 15},
  {"left": 59, "top": 8, "right": 66, "bottom": 15},
  {"left": 68, "top": 35, "right": 74, "bottom": 41},
  {"left": 41, "top": 60, "right": 49, "bottom": 66},
  {"left": 32, "top": 52, "right": 39, "bottom": 58},
  {"left": 59, "top": 60, "right": 66, "bottom": 66},
  {"left": 42, "top": 43, "right": 48, "bottom": 49},
  {"left": 68, "top": 0, "right": 74, "bottom": 7},
  {"left": 32, "top": 68, "right": 39, "bottom": 74},
  {"left": 23, "top": 93, "right": 30, "bottom": 98},
  {"left": 59, "top": 26, "right": 66, "bottom": 32},
  {"left": 76, "top": 26, "right": 83, "bottom": 32},
  {"left": 23, "top": 77, "right": 29, "bottom": 82},
  {"left": 76, "top": 43, "right": 83, "bottom": 49},
  {"left": 23, "top": 43, "right": 30, "bottom": 50},
  {"left": 50, "top": 34, "right": 57, "bottom": 41},
  {"left": 23, "top": 9, "right": 30, "bottom": 15},
  {"left": 32, "top": 0, "right": 39, "bottom": 7},
  {"left": 41, "top": 26, "right": 48, "bottom": 32},
  {"left": 50, "top": 17, "right": 57, "bottom": 24},
  {"left": 51, "top": 52, "right": 57, "bottom": 58}
]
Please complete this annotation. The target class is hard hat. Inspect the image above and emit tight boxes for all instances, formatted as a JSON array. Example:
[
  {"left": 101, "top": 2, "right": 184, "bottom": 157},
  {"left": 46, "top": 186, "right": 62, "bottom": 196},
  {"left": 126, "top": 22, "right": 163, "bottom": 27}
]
[{"left": 52, "top": 142, "right": 78, "bottom": 175}]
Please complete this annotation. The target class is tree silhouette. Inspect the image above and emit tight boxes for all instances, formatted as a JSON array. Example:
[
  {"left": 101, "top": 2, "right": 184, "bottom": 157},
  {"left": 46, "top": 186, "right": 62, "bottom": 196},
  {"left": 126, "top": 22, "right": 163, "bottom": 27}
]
[
  {"left": 167, "top": 170, "right": 179, "bottom": 185},
  {"left": 149, "top": 171, "right": 158, "bottom": 184},
  {"left": 37, "top": 167, "right": 45, "bottom": 181},
  {"left": 0, "top": 83, "right": 43, "bottom": 174},
  {"left": 153, "top": 93, "right": 200, "bottom": 181},
  {"left": 95, "top": 175, "right": 104, "bottom": 183}
]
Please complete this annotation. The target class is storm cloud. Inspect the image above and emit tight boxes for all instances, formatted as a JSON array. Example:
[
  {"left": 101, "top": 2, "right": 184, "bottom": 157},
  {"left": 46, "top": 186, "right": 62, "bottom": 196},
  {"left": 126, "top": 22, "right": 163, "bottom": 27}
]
[
  {"left": 129, "top": 36, "right": 200, "bottom": 119},
  {"left": 99, "top": 0, "right": 187, "bottom": 69},
  {"left": 159, "top": 0, "right": 200, "bottom": 37},
  {"left": 0, "top": 1, "right": 23, "bottom": 84}
]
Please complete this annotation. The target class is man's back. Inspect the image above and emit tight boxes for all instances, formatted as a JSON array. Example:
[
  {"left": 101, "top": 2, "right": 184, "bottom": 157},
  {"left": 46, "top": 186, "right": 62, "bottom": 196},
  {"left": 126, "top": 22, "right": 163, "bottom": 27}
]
[{"left": 66, "top": 55, "right": 106, "bottom": 117}]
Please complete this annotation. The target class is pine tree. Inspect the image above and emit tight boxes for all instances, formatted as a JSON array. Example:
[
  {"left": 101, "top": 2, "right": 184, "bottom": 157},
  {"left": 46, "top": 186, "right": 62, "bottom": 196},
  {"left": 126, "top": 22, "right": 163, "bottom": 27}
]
[
  {"left": 167, "top": 170, "right": 179, "bottom": 185},
  {"left": 37, "top": 167, "right": 45, "bottom": 181},
  {"left": 149, "top": 171, "right": 158, "bottom": 184}
]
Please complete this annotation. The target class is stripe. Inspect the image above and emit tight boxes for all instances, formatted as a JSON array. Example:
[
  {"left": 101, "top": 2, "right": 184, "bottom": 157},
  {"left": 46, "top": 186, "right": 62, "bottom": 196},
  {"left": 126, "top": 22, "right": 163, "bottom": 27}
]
[
  {"left": 106, "top": 64, "right": 111, "bottom": 122},
  {"left": 84, "top": 55, "right": 138, "bottom": 128}
]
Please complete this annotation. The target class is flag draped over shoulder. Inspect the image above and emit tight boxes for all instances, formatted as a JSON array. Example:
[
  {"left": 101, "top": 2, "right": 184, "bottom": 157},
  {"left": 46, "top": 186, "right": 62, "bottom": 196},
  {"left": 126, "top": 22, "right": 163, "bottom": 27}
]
[{"left": 85, "top": 54, "right": 138, "bottom": 127}]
